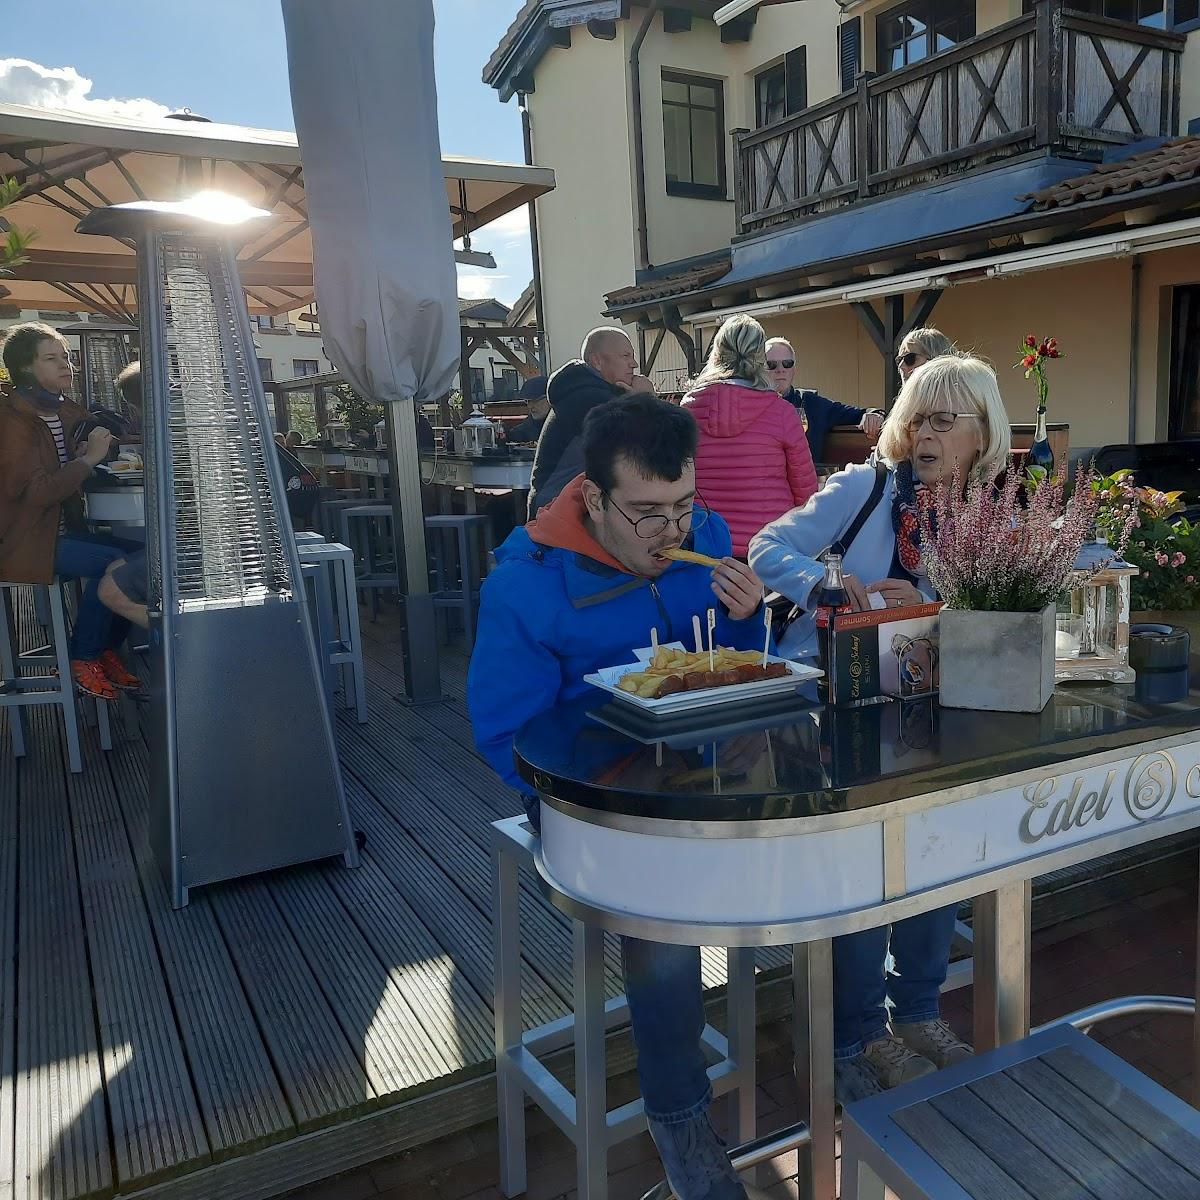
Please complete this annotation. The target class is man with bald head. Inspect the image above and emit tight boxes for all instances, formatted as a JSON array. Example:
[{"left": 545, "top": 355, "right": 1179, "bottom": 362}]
[
  {"left": 765, "top": 336, "right": 883, "bottom": 464},
  {"left": 527, "top": 326, "right": 638, "bottom": 516}
]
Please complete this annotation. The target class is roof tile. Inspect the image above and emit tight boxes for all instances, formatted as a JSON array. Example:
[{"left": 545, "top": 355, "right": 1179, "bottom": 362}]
[{"left": 1021, "top": 137, "right": 1200, "bottom": 210}]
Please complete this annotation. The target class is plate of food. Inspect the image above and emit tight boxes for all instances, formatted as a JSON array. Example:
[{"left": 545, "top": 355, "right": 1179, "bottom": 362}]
[{"left": 585, "top": 641, "right": 821, "bottom": 715}]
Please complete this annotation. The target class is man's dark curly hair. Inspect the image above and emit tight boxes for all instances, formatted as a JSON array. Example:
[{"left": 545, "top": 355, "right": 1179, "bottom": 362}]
[
  {"left": 583, "top": 392, "right": 698, "bottom": 494},
  {"left": 2, "top": 321, "right": 67, "bottom": 389}
]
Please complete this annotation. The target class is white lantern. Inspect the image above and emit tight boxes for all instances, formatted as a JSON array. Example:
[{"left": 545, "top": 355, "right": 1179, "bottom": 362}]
[
  {"left": 1055, "top": 538, "right": 1139, "bottom": 683},
  {"left": 460, "top": 406, "right": 498, "bottom": 455}
]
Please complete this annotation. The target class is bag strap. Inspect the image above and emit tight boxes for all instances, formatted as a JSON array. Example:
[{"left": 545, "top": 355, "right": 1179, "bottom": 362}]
[{"left": 838, "top": 461, "right": 889, "bottom": 557}]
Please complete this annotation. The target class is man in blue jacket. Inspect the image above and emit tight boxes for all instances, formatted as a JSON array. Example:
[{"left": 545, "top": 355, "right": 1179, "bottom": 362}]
[
  {"left": 469, "top": 392, "right": 766, "bottom": 1200},
  {"left": 765, "top": 337, "right": 883, "bottom": 465}
]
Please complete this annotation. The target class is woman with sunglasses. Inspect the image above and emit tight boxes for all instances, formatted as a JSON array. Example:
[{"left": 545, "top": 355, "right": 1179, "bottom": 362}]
[
  {"left": 895, "top": 326, "right": 957, "bottom": 386},
  {"left": 682, "top": 314, "right": 818, "bottom": 557},
  {"left": 748, "top": 355, "right": 1011, "bottom": 1104}
]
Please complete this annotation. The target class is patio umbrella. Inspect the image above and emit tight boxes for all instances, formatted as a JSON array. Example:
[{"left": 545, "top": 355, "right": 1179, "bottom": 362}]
[{"left": 282, "top": 0, "right": 459, "bottom": 702}]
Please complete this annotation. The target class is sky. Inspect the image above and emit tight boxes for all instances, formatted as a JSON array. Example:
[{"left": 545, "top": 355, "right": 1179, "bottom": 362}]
[{"left": 0, "top": 0, "right": 532, "bottom": 304}]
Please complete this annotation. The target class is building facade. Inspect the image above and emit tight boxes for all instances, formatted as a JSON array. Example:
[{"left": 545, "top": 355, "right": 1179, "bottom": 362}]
[{"left": 486, "top": 0, "right": 1200, "bottom": 450}]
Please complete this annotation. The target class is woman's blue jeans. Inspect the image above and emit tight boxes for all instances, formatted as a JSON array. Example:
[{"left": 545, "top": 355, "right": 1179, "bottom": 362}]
[
  {"left": 832, "top": 903, "right": 958, "bottom": 1059},
  {"left": 53, "top": 532, "right": 139, "bottom": 659}
]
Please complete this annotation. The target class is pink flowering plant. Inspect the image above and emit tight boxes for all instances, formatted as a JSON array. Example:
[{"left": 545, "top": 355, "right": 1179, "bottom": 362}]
[
  {"left": 918, "top": 465, "right": 1126, "bottom": 612},
  {"left": 1093, "top": 470, "right": 1200, "bottom": 611}
]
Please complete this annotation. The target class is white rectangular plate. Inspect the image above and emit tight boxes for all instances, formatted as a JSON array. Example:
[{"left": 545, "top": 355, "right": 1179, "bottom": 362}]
[{"left": 585, "top": 643, "right": 822, "bottom": 716}]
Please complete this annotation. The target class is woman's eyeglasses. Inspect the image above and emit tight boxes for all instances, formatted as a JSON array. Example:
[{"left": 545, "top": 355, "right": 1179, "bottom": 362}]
[
  {"left": 897, "top": 352, "right": 924, "bottom": 368},
  {"left": 766, "top": 359, "right": 795, "bottom": 370},
  {"left": 603, "top": 493, "right": 711, "bottom": 539},
  {"left": 906, "top": 411, "right": 979, "bottom": 433}
]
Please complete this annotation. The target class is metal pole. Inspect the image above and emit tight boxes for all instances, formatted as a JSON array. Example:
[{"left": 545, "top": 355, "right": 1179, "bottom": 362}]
[
  {"left": 493, "top": 834, "right": 527, "bottom": 1195},
  {"left": 384, "top": 398, "right": 442, "bottom": 704},
  {"left": 519, "top": 94, "right": 549, "bottom": 374},
  {"left": 793, "top": 939, "right": 836, "bottom": 1200},
  {"left": 574, "top": 919, "right": 609, "bottom": 1199}
]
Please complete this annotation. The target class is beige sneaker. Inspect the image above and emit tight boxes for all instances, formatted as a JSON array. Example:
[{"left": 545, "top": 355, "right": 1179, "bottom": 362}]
[
  {"left": 862, "top": 1034, "right": 937, "bottom": 1089},
  {"left": 894, "top": 1017, "right": 975, "bottom": 1069}
]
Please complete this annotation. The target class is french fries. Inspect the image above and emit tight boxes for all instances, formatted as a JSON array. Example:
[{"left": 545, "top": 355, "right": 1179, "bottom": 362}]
[
  {"left": 660, "top": 547, "right": 723, "bottom": 568},
  {"left": 616, "top": 645, "right": 773, "bottom": 698}
]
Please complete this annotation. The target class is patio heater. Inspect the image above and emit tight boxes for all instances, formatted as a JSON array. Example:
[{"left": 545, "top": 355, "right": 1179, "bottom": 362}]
[
  {"left": 78, "top": 195, "right": 359, "bottom": 908},
  {"left": 60, "top": 320, "right": 136, "bottom": 417}
]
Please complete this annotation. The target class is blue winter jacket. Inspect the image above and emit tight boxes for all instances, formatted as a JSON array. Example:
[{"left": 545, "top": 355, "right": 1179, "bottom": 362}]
[{"left": 467, "top": 507, "right": 765, "bottom": 792}]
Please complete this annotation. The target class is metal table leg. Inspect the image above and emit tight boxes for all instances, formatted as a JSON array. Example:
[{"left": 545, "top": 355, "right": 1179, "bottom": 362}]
[
  {"left": 794, "top": 939, "right": 836, "bottom": 1200},
  {"left": 972, "top": 881, "right": 1032, "bottom": 1053},
  {"left": 574, "top": 919, "right": 609, "bottom": 1198},
  {"left": 493, "top": 832, "right": 527, "bottom": 1197}
]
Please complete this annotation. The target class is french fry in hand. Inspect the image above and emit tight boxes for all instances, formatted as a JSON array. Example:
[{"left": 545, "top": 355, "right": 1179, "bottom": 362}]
[{"left": 660, "top": 547, "right": 723, "bottom": 568}]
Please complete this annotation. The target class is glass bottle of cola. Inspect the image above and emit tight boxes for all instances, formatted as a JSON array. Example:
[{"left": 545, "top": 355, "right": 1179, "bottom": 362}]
[{"left": 814, "top": 546, "right": 852, "bottom": 704}]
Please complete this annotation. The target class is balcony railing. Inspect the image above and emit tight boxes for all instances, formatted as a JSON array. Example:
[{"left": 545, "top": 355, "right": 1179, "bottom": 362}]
[{"left": 734, "top": 0, "right": 1184, "bottom": 236}]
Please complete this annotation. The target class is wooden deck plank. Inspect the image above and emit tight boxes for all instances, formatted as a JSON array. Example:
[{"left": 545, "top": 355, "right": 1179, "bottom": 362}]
[
  {"left": 321, "top": 852, "right": 494, "bottom": 1068},
  {"left": 343, "top": 778, "right": 569, "bottom": 1032},
  {"left": 269, "top": 864, "right": 467, "bottom": 1098},
  {"left": 104, "top": 735, "right": 295, "bottom": 1160},
  {"left": 14, "top": 707, "right": 111, "bottom": 1200},
  {"left": 209, "top": 879, "right": 375, "bottom": 1128},
  {"left": 0, "top": 721, "right": 19, "bottom": 1200},
  {"left": 62, "top": 728, "right": 209, "bottom": 1188}
]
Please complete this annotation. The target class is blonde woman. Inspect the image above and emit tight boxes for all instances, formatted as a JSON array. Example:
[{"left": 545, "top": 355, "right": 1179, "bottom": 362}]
[
  {"left": 682, "top": 314, "right": 817, "bottom": 556},
  {"left": 895, "top": 326, "right": 958, "bottom": 385},
  {"left": 748, "top": 356, "right": 1011, "bottom": 1104}
]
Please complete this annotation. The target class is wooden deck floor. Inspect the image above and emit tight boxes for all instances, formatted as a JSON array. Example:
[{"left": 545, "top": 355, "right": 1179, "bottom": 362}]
[{"left": 0, "top": 599, "right": 791, "bottom": 1200}]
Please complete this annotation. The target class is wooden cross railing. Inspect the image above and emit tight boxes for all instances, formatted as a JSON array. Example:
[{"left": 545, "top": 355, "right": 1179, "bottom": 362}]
[{"left": 734, "top": 0, "right": 1183, "bottom": 236}]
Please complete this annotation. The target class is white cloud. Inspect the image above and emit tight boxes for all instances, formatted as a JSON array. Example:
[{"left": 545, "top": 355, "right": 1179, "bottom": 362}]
[
  {"left": 455, "top": 209, "right": 532, "bottom": 305},
  {"left": 0, "top": 58, "right": 171, "bottom": 120},
  {"left": 456, "top": 270, "right": 511, "bottom": 300},
  {"left": 477, "top": 206, "right": 530, "bottom": 243}
]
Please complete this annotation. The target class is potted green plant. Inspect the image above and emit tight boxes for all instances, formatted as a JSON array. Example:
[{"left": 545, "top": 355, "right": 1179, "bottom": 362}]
[
  {"left": 921, "top": 466, "right": 1109, "bottom": 712},
  {"left": 1094, "top": 470, "right": 1200, "bottom": 642}
]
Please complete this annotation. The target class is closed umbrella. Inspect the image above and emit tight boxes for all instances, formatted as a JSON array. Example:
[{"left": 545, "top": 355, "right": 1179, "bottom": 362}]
[{"left": 282, "top": 0, "right": 458, "bottom": 701}]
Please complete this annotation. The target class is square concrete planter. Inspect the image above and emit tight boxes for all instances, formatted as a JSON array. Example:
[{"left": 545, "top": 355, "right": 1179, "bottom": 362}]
[{"left": 939, "top": 605, "right": 1056, "bottom": 713}]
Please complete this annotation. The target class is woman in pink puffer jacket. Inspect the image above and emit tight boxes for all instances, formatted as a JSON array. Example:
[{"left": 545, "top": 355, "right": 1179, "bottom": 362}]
[{"left": 682, "top": 314, "right": 818, "bottom": 556}]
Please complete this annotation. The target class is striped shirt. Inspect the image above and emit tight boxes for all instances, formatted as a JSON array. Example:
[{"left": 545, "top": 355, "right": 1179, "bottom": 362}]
[{"left": 36, "top": 410, "right": 69, "bottom": 466}]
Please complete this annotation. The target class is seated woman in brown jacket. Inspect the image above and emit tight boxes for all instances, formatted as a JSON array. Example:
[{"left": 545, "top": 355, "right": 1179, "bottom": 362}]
[{"left": 0, "top": 323, "right": 141, "bottom": 699}]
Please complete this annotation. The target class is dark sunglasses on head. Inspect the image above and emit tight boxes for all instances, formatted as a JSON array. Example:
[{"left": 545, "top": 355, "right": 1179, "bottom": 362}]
[
  {"left": 766, "top": 359, "right": 795, "bottom": 369},
  {"left": 897, "top": 351, "right": 924, "bottom": 368}
]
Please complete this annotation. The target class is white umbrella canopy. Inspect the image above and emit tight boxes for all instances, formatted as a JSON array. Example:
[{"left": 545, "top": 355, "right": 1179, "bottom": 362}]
[{"left": 0, "top": 101, "right": 552, "bottom": 319}]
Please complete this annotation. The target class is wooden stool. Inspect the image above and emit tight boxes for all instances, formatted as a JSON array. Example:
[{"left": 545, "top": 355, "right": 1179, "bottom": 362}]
[{"left": 841, "top": 1022, "right": 1200, "bottom": 1200}]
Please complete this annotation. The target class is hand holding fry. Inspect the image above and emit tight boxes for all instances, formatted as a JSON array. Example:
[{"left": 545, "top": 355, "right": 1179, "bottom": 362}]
[{"left": 712, "top": 557, "right": 763, "bottom": 620}]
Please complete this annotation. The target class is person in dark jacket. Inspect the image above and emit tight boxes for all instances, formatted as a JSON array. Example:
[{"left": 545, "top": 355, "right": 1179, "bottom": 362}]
[
  {"left": 765, "top": 337, "right": 883, "bottom": 465},
  {"left": 527, "top": 327, "right": 636, "bottom": 516},
  {"left": 505, "top": 374, "right": 549, "bottom": 443},
  {"left": 470, "top": 392, "right": 766, "bottom": 1200}
]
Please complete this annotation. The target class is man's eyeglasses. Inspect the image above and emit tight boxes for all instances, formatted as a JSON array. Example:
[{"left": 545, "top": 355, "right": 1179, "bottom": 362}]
[
  {"left": 897, "top": 351, "right": 924, "bottom": 368},
  {"left": 766, "top": 359, "right": 795, "bottom": 370},
  {"left": 603, "top": 492, "right": 711, "bottom": 539},
  {"left": 906, "top": 411, "right": 980, "bottom": 433}
]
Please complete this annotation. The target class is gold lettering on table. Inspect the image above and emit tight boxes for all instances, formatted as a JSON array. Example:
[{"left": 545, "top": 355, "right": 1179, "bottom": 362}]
[{"left": 1020, "top": 772, "right": 1117, "bottom": 844}]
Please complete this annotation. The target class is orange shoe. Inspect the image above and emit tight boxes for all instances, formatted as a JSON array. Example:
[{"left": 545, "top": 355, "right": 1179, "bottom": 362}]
[
  {"left": 72, "top": 659, "right": 117, "bottom": 701},
  {"left": 97, "top": 649, "right": 142, "bottom": 691}
]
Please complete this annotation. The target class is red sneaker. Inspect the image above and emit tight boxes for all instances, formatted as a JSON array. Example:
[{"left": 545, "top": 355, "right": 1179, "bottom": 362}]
[
  {"left": 97, "top": 649, "right": 142, "bottom": 691},
  {"left": 72, "top": 659, "right": 117, "bottom": 701}
]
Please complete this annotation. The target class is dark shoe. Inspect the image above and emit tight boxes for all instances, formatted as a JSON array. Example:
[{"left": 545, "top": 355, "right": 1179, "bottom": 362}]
[
  {"left": 863, "top": 1034, "right": 937, "bottom": 1089},
  {"left": 894, "top": 1017, "right": 974, "bottom": 1069},
  {"left": 833, "top": 1053, "right": 886, "bottom": 1106},
  {"left": 647, "top": 1111, "right": 747, "bottom": 1199}
]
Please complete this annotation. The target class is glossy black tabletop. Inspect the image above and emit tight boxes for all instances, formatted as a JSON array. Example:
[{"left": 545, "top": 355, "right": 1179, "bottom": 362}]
[{"left": 514, "top": 667, "right": 1200, "bottom": 822}]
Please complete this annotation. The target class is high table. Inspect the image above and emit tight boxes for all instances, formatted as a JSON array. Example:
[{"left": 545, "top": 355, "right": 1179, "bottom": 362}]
[
  {"left": 498, "top": 671, "right": 1200, "bottom": 1198},
  {"left": 83, "top": 474, "right": 146, "bottom": 530}
]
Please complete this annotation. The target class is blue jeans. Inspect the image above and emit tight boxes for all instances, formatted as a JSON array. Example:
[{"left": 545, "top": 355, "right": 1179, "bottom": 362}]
[
  {"left": 622, "top": 937, "right": 711, "bottom": 1121},
  {"left": 832, "top": 904, "right": 958, "bottom": 1059},
  {"left": 54, "top": 533, "right": 139, "bottom": 659}
]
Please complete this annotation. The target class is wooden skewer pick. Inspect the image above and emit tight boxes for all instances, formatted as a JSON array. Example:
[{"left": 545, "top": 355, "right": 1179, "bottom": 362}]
[
  {"left": 706, "top": 608, "right": 716, "bottom": 671},
  {"left": 762, "top": 603, "right": 771, "bottom": 667},
  {"left": 692, "top": 614, "right": 704, "bottom": 655},
  {"left": 650, "top": 626, "right": 659, "bottom": 657},
  {"left": 655, "top": 740, "right": 663, "bottom": 768}
]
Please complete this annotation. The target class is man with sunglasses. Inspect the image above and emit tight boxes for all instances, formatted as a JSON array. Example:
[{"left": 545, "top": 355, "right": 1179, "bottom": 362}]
[
  {"left": 469, "top": 392, "right": 767, "bottom": 1199},
  {"left": 765, "top": 337, "right": 883, "bottom": 464}
]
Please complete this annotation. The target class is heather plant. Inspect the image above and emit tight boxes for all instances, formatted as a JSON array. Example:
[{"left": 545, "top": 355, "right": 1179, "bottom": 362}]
[{"left": 918, "top": 465, "right": 1121, "bottom": 612}]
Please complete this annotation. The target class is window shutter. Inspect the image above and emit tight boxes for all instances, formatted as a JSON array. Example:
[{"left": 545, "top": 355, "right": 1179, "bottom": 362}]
[
  {"left": 838, "top": 17, "right": 861, "bottom": 94},
  {"left": 784, "top": 46, "right": 808, "bottom": 116}
]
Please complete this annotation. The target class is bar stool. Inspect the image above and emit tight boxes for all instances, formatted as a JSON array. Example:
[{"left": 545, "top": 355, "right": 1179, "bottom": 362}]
[
  {"left": 298, "top": 542, "right": 368, "bottom": 723},
  {"left": 340, "top": 503, "right": 399, "bottom": 617},
  {"left": 299, "top": 561, "right": 337, "bottom": 708},
  {"left": 1, "top": 580, "right": 111, "bottom": 774},
  {"left": 294, "top": 530, "right": 327, "bottom": 547},
  {"left": 425, "top": 513, "right": 492, "bottom": 653},
  {"left": 320, "top": 495, "right": 369, "bottom": 544}
]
